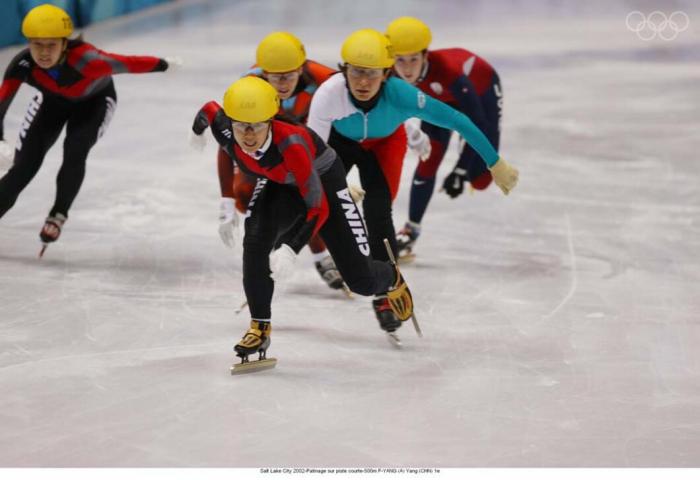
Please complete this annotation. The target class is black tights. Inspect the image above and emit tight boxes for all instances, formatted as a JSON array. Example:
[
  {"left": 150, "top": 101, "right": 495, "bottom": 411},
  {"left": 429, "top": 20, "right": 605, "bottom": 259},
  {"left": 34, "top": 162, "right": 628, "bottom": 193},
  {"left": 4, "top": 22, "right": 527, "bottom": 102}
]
[{"left": 0, "top": 83, "right": 116, "bottom": 219}]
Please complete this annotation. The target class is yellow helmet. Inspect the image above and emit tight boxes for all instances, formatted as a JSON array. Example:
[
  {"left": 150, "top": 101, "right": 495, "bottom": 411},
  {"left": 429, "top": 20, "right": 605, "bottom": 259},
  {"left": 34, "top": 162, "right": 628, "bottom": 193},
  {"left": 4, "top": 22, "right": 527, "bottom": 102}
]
[
  {"left": 341, "top": 29, "right": 395, "bottom": 69},
  {"left": 256, "top": 32, "right": 306, "bottom": 72},
  {"left": 223, "top": 76, "right": 280, "bottom": 123},
  {"left": 385, "top": 16, "right": 432, "bottom": 55},
  {"left": 22, "top": 4, "right": 74, "bottom": 39}
]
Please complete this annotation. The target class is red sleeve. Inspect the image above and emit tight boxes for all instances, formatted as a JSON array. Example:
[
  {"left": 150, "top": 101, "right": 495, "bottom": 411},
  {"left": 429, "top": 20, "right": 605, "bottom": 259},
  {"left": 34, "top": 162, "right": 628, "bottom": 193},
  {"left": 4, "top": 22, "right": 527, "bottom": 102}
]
[
  {"left": 0, "top": 78, "right": 22, "bottom": 140},
  {"left": 306, "top": 60, "right": 337, "bottom": 85},
  {"left": 283, "top": 141, "right": 329, "bottom": 237},
  {"left": 69, "top": 43, "right": 167, "bottom": 79},
  {"left": 217, "top": 147, "right": 235, "bottom": 198}
]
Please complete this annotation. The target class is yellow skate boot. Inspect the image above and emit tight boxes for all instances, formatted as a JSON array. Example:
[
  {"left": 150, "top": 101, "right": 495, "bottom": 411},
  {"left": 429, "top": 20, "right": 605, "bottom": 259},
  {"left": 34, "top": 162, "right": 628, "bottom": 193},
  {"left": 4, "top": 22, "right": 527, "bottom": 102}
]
[{"left": 234, "top": 320, "right": 271, "bottom": 361}]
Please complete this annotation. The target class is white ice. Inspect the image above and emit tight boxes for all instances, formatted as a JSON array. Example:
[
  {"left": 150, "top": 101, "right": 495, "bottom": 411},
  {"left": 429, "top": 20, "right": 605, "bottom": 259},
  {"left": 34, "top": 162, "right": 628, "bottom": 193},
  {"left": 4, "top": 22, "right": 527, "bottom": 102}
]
[{"left": 0, "top": 0, "right": 699, "bottom": 468}]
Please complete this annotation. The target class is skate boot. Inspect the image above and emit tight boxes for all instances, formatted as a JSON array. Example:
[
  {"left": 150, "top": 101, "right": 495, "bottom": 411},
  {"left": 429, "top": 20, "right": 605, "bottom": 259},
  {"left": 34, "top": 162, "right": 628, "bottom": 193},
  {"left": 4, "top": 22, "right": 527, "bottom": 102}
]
[
  {"left": 381, "top": 237, "right": 421, "bottom": 340},
  {"left": 234, "top": 320, "right": 271, "bottom": 361},
  {"left": 38, "top": 213, "right": 66, "bottom": 258},
  {"left": 396, "top": 221, "right": 420, "bottom": 263},
  {"left": 386, "top": 266, "right": 415, "bottom": 323},
  {"left": 315, "top": 255, "right": 344, "bottom": 290},
  {"left": 372, "top": 295, "right": 402, "bottom": 333},
  {"left": 231, "top": 320, "right": 277, "bottom": 374}
]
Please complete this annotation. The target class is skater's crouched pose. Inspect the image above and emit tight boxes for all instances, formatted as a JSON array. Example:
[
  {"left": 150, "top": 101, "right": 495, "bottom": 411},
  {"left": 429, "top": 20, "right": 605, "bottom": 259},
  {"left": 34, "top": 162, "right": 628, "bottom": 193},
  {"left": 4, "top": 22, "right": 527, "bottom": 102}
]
[
  {"left": 0, "top": 4, "right": 176, "bottom": 255},
  {"left": 190, "top": 77, "right": 415, "bottom": 363}
]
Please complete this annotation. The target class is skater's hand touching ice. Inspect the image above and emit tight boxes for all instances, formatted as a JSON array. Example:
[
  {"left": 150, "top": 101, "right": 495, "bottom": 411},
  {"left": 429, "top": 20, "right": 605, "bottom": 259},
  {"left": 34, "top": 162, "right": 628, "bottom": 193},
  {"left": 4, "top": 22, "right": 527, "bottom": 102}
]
[
  {"left": 269, "top": 244, "right": 297, "bottom": 281},
  {"left": 218, "top": 198, "right": 239, "bottom": 248}
]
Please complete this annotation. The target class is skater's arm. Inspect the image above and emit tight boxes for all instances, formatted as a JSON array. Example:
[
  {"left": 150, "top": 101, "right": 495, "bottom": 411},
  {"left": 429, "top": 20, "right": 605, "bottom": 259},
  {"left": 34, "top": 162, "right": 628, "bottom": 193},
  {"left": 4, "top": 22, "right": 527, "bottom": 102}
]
[
  {"left": 283, "top": 146, "right": 329, "bottom": 252},
  {"left": 70, "top": 43, "right": 168, "bottom": 78},
  {"left": 217, "top": 148, "right": 235, "bottom": 198},
  {"left": 0, "top": 79, "right": 20, "bottom": 141},
  {"left": 307, "top": 73, "right": 346, "bottom": 141},
  {"left": 191, "top": 101, "right": 235, "bottom": 154},
  {"left": 391, "top": 78, "right": 499, "bottom": 167},
  {"left": 0, "top": 51, "right": 31, "bottom": 140},
  {"left": 449, "top": 75, "right": 492, "bottom": 171}
]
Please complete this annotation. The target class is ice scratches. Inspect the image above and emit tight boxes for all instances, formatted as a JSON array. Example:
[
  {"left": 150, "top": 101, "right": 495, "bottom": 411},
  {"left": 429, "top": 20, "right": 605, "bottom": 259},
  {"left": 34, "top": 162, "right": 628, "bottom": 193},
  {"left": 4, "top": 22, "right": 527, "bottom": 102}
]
[
  {"left": 0, "top": 341, "right": 226, "bottom": 374},
  {"left": 542, "top": 214, "right": 577, "bottom": 321}
]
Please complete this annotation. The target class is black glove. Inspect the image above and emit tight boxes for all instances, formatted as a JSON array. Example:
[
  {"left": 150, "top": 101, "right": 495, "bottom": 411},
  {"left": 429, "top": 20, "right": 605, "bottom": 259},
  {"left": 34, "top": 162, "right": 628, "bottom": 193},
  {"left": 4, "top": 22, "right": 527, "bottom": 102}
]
[{"left": 442, "top": 168, "right": 468, "bottom": 198}]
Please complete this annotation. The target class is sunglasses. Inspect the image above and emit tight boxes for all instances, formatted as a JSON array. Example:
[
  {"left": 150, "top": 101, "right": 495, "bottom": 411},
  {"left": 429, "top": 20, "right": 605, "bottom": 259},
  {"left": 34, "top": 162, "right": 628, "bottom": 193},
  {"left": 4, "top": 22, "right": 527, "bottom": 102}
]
[
  {"left": 232, "top": 121, "right": 269, "bottom": 133},
  {"left": 265, "top": 71, "right": 300, "bottom": 82},
  {"left": 346, "top": 65, "right": 384, "bottom": 80}
]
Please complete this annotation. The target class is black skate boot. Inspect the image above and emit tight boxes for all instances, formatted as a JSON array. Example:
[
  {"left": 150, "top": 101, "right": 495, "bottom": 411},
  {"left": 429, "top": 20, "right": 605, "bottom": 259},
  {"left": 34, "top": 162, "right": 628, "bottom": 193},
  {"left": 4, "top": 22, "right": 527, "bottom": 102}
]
[
  {"left": 396, "top": 221, "right": 420, "bottom": 263},
  {"left": 315, "top": 255, "right": 344, "bottom": 290},
  {"left": 38, "top": 213, "right": 66, "bottom": 258},
  {"left": 373, "top": 295, "right": 402, "bottom": 333}
]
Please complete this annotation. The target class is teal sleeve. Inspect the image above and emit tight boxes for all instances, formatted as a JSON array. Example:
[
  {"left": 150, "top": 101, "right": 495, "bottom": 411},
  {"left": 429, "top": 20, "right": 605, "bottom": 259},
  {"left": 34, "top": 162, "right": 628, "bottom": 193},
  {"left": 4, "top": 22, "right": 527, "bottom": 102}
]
[{"left": 390, "top": 78, "right": 500, "bottom": 167}]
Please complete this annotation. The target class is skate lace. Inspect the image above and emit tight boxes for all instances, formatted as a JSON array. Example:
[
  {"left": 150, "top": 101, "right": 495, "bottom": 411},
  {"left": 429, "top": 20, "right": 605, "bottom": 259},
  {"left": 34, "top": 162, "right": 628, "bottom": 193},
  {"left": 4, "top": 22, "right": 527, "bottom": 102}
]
[{"left": 240, "top": 328, "right": 264, "bottom": 347}]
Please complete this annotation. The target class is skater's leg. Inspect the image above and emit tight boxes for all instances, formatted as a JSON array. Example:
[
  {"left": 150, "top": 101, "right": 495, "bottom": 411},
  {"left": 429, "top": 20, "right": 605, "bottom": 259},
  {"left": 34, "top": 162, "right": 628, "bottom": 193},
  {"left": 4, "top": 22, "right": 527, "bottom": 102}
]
[
  {"left": 242, "top": 180, "right": 305, "bottom": 319},
  {"left": 242, "top": 179, "right": 278, "bottom": 321},
  {"left": 51, "top": 85, "right": 116, "bottom": 217},
  {"left": 318, "top": 159, "right": 395, "bottom": 296},
  {"left": 409, "top": 123, "right": 450, "bottom": 224},
  {"left": 0, "top": 92, "right": 65, "bottom": 218},
  {"left": 455, "top": 74, "right": 501, "bottom": 190}
]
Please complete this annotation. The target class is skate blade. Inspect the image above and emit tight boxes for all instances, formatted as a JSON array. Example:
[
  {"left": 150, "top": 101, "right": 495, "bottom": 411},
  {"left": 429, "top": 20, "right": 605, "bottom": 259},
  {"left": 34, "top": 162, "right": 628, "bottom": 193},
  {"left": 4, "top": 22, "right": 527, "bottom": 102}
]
[
  {"left": 386, "top": 332, "right": 402, "bottom": 348},
  {"left": 341, "top": 284, "right": 353, "bottom": 298},
  {"left": 230, "top": 357, "right": 277, "bottom": 375},
  {"left": 234, "top": 300, "right": 248, "bottom": 315},
  {"left": 411, "top": 313, "right": 423, "bottom": 338},
  {"left": 38, "top": 243, "right": 48, "bottom": 259}
]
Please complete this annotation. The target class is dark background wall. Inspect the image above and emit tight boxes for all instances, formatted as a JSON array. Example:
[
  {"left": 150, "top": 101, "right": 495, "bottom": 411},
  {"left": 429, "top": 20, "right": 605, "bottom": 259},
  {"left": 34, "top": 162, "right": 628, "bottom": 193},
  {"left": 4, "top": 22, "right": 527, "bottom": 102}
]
[{"left": 0, "top": 0, "right": 172, "bottom": 47}]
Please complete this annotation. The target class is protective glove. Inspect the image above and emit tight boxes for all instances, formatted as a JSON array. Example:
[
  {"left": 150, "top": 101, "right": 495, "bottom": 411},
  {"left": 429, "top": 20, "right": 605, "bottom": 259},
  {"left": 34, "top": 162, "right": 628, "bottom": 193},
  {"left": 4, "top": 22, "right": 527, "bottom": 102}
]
[
  {"left": 189, "top": 130, "right": 207, "bottom": 151},
  {"left": 164, "top": 56, "right": 184, "bottom": 72},
  {"left": 489, "top": 158, "right": 519, "bottom": 195},
  {"left": 348, "top": 183, "right": 365, "bottom": 203},
  {"left": 218, "top": 197, "right": 239, "bottom": 248},
  {"left": 0, "top": 140, "right": 14, "bottom": 171},
  {"left": 442, "top": 167, "right": 468, "bottom": 198},
  {"left": 269, "top": 243, "right": 297, "bottom": 281},
  {"left": 405, "top": 120, "right": 431, "bottom": 161}
]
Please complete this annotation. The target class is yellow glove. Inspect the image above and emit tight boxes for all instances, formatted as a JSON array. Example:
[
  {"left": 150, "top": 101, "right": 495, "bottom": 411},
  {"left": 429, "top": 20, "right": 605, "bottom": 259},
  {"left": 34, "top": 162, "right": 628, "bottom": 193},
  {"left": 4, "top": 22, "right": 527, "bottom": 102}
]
[{"left": 489, "top": 158, "right": 519, "bottom": 195}]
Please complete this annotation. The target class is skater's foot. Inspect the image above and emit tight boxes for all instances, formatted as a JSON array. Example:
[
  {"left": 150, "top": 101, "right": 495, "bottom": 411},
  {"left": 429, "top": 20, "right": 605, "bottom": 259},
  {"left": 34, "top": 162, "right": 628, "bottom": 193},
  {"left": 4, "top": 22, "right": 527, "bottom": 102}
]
[
  {"left": 39, "top": 213, "right": 66, "bottom": 244},
  {"left": 315, "top": 255, "right": 345, "bottom": 290},
  {"left": 372, "top": 295, "right": 402, "bottom": 333},
  {"left": 396, "top": 221, "right": 420, "bottom": 259},
  {"left": 234, "top": 320, "right": 271, "bottom": 359}
]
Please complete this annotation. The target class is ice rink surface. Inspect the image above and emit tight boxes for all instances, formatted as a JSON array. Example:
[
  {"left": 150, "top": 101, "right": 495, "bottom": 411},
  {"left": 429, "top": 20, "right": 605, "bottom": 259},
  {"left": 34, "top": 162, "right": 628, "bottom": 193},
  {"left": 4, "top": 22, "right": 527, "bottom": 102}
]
[{"left": 0, "top": 0, "right": 699, "bottom": 468}]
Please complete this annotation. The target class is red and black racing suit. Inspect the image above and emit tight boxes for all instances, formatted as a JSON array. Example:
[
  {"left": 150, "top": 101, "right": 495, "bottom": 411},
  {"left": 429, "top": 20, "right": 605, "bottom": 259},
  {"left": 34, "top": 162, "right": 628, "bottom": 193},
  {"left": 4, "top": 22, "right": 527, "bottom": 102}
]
[{"left": 0, "top": 39, "right": 168, "bottom": 218}]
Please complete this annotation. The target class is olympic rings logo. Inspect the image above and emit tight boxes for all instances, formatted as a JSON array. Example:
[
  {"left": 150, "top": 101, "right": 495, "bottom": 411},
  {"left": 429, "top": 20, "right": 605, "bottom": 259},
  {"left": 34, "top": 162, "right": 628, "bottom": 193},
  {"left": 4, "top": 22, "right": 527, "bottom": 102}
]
[{"left": 625, "top": 11, "right": 690, "bottom": 41}]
